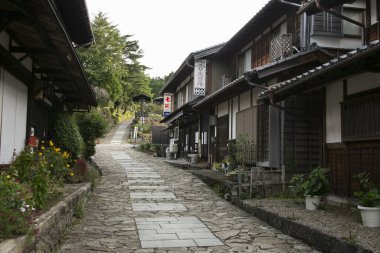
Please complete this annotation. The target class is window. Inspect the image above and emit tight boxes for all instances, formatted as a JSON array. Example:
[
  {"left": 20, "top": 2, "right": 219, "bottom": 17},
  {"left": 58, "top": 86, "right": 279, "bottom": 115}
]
[
  {"left": 343, "top": 8, "right": 363, "bottom": 37},
  {"left": 312, "top": 8, "right": 343, "bottom": 37},
  {"left": 238, "top": 49, "right": 252, "bottom": 76},
  {"left": 342, "top": 93, "right": 380, "bottom": 141},
  {"left": 174, "top": 127, "right": 179, "bottom": 141}
]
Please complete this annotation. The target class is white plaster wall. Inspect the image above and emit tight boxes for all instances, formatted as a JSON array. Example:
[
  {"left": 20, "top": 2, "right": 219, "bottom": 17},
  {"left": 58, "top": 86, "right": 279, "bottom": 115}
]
[
  {"left": 326, "top": 81, "right": 343, "bottom": 143},
  {"left": 217, "top": 100, "right": 228, "bottom": 117},
  {"left": 310, "top": 36, "right": 363, "bottom": 49},
  {"left": 231, "top": 96, "right": 239, "bottom": 140},
  {"left": 240, "top": 90, "right": 251, "bottom": 111},
  {"left": 0, "top": 69, "right": 28, "bottom": 164},
  {"left": 347, "top": 72, "right": 380, "bottom": 95}
]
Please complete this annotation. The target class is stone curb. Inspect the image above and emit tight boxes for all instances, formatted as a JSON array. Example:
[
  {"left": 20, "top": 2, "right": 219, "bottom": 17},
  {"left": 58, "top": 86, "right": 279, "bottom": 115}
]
[
  {"left": 0, "top": 183, "right": 91, "bottom": 253},
  {"left": 232, "top": 198, "right": 373, "bottom": 253}
]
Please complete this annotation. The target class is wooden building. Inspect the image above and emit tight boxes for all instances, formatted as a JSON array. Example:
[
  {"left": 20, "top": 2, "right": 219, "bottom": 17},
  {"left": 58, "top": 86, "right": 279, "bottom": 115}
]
[
  {"left": 257, "top": 0, "right": 380, "bottom": 197},
  {"left": 0, "top": 0, "right": 96, "bottom": 163},
  {"left": 160, "top": 43, "right": 225, "bottom": 160}
]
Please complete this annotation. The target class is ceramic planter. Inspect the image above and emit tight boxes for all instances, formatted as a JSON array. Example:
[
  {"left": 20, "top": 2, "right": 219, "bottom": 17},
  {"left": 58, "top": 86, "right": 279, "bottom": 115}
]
[
  {"left": 305, "top": 195, "right": 321, "bottom": 210},
  {"left": 358, "top": 205, "right": 380, "bottom": 227}
]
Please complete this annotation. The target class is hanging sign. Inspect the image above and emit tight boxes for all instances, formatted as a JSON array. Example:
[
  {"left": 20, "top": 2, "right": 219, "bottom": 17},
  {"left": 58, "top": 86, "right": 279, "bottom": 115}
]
[
  {"left": 163, "top": 93, "right": 172, "bottom": 117},
  {"left": 194, "top": 60, "right": 206, "bottom": 96}
]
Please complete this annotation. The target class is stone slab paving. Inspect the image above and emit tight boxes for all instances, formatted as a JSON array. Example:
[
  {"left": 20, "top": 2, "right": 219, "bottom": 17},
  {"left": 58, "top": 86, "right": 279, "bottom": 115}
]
[
  {"left": 129, "top": 186, "right": 170, "bottom": 190},
  {"left": 132, "top": 203, "right": 188, "bottom": 212},
  {"left": 136, "top": 217, "right": 223, "bottom": 248},
  {"left": 58, "top": 138, "right": 320, "bottom": 252},
  {"left": 130, "top": 192, "right": 176, "bottom": 199}
]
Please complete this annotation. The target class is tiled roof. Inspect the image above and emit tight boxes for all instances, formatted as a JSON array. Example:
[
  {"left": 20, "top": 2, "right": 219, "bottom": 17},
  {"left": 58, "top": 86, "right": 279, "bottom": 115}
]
[{"left": 259, "top": 40, "right": 380, "bottom": 98}]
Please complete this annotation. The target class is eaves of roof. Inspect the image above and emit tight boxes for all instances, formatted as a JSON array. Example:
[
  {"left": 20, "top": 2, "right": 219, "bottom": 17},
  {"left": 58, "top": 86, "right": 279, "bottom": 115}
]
[
  {"left": 54, "top": 0, "right": 94, "bottom": 47},
  {"left": 194, "top": 46, "right": 331, "bottom": 108},
  {"left": 297, "top": 0, "right": 353, "bottom": 15},
  {"left": 160, "top": 97, "right": 202, "bottom": 124},
  {"left": 259, "top": 40, "right": 380, "bottom": 102},
  {"left": 160, "top": 43, "right": 225, "bottom": 95},
  {"left": 218, "top": 0, "right": 300, "bottom": 57},
  {"left": 0, "top": 0, "right": 97, "bottom": 107}
]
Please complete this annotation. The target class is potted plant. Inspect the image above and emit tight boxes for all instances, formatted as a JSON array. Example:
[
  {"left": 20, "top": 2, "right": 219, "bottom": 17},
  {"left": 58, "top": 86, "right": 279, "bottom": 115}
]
[
  {"left": 291, "top": 167, "right": 329, "bottom": 210},
  {"left": 354, "top": 172, "right": 380, "bottom": 227}
]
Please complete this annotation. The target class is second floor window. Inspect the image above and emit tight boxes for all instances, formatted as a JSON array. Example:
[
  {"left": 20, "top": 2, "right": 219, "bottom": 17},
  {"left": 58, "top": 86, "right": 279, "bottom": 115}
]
[
  {"left": 238, "top": 49, "right": 252, "bottom": 76},
  {"left": 312, "top": 8, "right": 343, "bottom": 37},
  {"left": 342, "top": 8, "right": 363, "bottom": 37}
]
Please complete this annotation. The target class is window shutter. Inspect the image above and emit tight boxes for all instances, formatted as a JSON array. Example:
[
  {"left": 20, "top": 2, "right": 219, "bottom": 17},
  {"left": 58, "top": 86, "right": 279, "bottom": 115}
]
[{"left": 312, "top": 8, "right": 343, "bottom": 37}]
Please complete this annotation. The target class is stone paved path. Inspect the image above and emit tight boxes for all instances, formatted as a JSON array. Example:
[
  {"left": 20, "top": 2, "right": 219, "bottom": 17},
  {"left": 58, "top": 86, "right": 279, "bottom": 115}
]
[{"left": 58, "top": 123, "right": 320, "bottom": 253}]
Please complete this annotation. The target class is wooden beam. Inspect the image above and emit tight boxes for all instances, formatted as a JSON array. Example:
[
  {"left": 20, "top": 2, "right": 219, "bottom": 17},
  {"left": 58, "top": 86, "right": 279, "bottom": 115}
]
[
  {"left": 33, "top": 68, "right": 63, "bottom": 74},
  {"left": 10, "top": 46, "right": 50, "bottom": 54}
]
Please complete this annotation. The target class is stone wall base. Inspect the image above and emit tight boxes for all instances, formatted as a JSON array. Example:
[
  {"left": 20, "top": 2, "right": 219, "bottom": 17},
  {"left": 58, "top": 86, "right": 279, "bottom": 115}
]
[{"left": 0, "top": 183, "right": 91, "bottom": 253}]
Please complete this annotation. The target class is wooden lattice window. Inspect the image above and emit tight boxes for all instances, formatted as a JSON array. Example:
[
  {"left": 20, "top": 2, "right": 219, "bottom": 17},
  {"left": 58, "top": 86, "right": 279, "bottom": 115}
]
[{"left": 342, "top": 93, "right": 380, "bottom": 141}]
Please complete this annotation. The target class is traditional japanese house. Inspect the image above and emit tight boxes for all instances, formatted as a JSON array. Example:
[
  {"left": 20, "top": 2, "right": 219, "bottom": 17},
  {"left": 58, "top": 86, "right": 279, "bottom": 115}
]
[
  {"left": 257, "top": 0, "right": 379, "bottom": 197},
  {"left": 0, "top": 0, "right": 96, "bottom": 163},
  {"left": 160, "top": 43, "right": 226, "bottom": 160},
  {"left": 194, "top": 0, "right": 365, "bottom": 170}
]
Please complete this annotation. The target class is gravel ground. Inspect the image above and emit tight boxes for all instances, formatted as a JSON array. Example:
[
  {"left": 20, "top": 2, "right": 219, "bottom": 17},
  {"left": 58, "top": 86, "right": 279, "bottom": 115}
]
[{"left": 244, "top": 198, "right": 380, "bottom": 252}]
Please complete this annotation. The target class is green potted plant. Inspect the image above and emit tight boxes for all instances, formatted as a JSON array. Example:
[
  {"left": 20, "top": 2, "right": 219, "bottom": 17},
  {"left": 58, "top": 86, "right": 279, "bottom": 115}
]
[
  {"left": 354, "top": 172, "right": 380, "bottom": 227},
  {"left": 291, "top": 167, "right": 329, "bottom": 210}
]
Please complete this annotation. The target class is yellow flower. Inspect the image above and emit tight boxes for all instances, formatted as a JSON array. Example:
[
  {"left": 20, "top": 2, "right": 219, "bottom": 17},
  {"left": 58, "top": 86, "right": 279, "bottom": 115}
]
[
  {"left": 49, "top": 140, "right": 54, "bottom": 147},
  {"left": 6, "top": 175, "right": 10, "bottom": 179},
  {"left": 66, "top": 164, "right": 70, "bottom": 168},
  {"left": 38, "top": 152, "right": 43, "bottom": 156},
  {"left": 41, "top": 146, "right": 45, "bottom": 150},
  {"left": 50, "top": 164, "right": 54, "bottom": 168},
  {"left": 70, "top": 172, "right": 74, "bottom": 177}
]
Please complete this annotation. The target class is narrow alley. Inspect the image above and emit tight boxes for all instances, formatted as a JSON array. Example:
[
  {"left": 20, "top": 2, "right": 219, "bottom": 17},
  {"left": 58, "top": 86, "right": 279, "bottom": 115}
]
[{"left": 58, "top": 124, "right": 319, "bottom": 253}]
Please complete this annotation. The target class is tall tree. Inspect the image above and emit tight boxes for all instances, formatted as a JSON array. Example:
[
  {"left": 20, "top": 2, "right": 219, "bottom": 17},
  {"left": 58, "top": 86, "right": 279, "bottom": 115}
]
[
  {"left": 76, "top": 12, "right": 151, "bottom": 105},
  {"left": 149, "top": 72, "right": 174, "bottom": 98}
]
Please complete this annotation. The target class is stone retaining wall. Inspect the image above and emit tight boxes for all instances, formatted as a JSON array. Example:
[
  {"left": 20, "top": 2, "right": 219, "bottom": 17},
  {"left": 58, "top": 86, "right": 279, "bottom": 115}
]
[
  {"left": 232, "top": 199, "right": 373, "bottom": 253},
  {"left": 0, "top": 183, "right": 91, "bottom": 253}
]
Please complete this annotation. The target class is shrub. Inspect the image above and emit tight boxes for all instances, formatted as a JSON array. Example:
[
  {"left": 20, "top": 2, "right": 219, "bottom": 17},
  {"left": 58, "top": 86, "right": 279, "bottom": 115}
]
[
  {"left": 75, "top": 110, "right": 108, "bottom": 158},
  {"left": 354, "top": 172, "right": 380, "bottom": 207},
  {"left": 52, "top": 113, "right": 84, "bottom": 158},
  {"left": 0, "top": 174, "right": 35, "bottom": 239},
  {"left": 137, "top": 142, "right": 152, "bottom": 153}
]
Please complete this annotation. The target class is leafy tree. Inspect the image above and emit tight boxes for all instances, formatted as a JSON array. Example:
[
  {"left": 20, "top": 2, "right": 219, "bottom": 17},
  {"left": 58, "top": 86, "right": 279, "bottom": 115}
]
[
  {"left": 148, "top": 72, "right": 174, "bottom": 98},
  {"left": 76, "top": 12, "right": 151, "bottom": 106}
]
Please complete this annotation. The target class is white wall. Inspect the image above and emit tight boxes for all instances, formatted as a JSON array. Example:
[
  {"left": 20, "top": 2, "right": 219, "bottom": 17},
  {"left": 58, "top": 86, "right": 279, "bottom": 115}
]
[
  {"left": 326, "top": 81, "right": 343, "bottom": 143},
  {"left": 231, "top": 96, "right": 239, "bottom": 139},
  {"left": 310, "top": 36, "right": 363, "bottom": 49},
  {"left": 347, "top": 72, "right": 380, "bottom": 95},
  {"left": 0, "top": 69, "right": 28, "bottom": 164},
  {"left": 217, "top": 101, "right": 228, "bottom": 117},
  {"left": 240, "top": 90, "right": 251, "bottom": 111}
]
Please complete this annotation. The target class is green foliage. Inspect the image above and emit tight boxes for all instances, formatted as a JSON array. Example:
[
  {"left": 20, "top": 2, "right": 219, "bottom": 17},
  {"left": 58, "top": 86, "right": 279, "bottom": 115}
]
[
  {"left": 52, "top": 113, "right": 84, "bottom": 159},
  {"left": 137, "top": 142, "right": 152, "bottom": 153},
  {"left": 354, "top": 172, "right": 380, "bottom": 207},
  {"left": 290, "top": 167, "right": 329, "bottom": 197},
  {"left": 290, "top": 174, "right": 305, "bottom": 197},
  {"left": 0, "top": 174, "right": 35, "bottom": 239},
  {"left": 75, "top": 110, "right": 109, "bottom": 158},
  {"left": 30, "top": 159, "right": 50, "bottom": 209},
  {"left": 76, "top": 12, "right": 151, "bottom": 107},
  {"left": 148, "top": 72, "right": 173, "bottom": 98}
]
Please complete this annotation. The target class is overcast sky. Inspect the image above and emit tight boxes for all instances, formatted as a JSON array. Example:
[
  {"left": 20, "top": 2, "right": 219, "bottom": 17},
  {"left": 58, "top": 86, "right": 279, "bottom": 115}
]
[{"left": 86, "top": 0, "right": 269, "bottom": 78}]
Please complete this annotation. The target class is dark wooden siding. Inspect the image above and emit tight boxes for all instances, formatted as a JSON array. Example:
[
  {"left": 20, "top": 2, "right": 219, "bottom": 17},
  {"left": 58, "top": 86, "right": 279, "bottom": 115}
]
[
  {"left": 217, "top": 115, "right": 229, "bottom": 161},
  {"left": 342, "top": 92, "right": 380, "bottom": 141},
  {"left": 328, "top": 141, "right": 380, "bottom": 197},
  {"left": 283, "top": 90, "right": 324, "bottom": 172},
  {"left": 236, "top": 106, "right": 257, "bottom": 144},
  {"left": 257, "top": 103, "right": 269, "bottom": 162}
]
